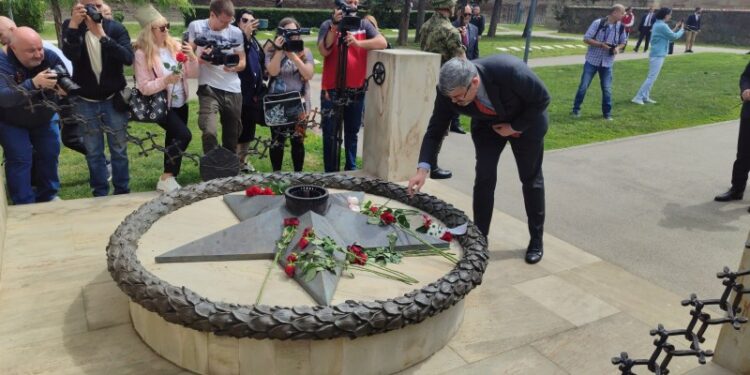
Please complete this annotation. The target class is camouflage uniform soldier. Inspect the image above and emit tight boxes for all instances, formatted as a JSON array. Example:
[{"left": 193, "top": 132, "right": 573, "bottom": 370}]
[
  {"left": 419, "top": 0, "right": 465, "bottom": 65},
  {"left": 418, "top": 0, "right": 465, "bottom": 179}
]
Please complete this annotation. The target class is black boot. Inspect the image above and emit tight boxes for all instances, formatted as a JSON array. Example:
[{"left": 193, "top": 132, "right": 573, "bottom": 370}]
[
  {"left": 525, "top": 238, "right": 543, "bottom": 264},
  {"left": 714, "top": 187, "right": 744, "bottom": 202}
]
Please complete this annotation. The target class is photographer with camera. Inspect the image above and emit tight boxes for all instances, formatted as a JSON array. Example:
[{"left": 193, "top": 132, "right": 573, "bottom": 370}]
[
  {"left": 187, "top": 0, "right": 246, "bottom": 157},
  {"left": 235, "top": 9, "right": 265, "bottom": 173},
  {"left": 0, "top": 28, "right": 68, "bottom": 204},
  {"left": 571, "top": 4, "right": 627, "bottom": 121},
  {"left": 62, "top": 0, "right": 133, "bottom": 197},
  {"left": 631, "top": 8, "right": 684, "bottom": 106},
  {"left": 134, "top": 5, "right": 199, "bottom": 193},
  {"left": 318, "top": 0, "right": 387, "bottom": 172},
  {"left": 264, "top": 18, "right": 315, "bottom": 172}
]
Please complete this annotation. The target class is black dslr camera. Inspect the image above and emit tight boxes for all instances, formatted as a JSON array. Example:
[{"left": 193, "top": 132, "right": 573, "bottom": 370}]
[
  {"left": 277, "top": 27, "right": 311, "bottom": 53},
  {"left": 606, "top": 43, "right": 618, "bottom": 56},
  {"left": 193, "top": 36, "right": 241, "bottom": 67},
  {"left": 334, "top": 0, "right": 362, "bottom": 31},
  {"left": 85, "top": 4, "right": 103, "bottom": 23},
  {"left": 51, "top": 64, "right": 80, "bottom": 93}
]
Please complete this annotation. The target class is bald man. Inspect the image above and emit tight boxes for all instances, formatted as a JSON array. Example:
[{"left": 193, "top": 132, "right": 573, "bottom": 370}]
[{"left": 0, "top": 27, "right": 66, "bottom": 204}]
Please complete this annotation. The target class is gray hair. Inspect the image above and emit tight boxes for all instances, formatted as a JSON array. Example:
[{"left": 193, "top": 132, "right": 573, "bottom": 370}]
[{"left": 439, "top": 58, "right": 477, "bottom": 95}]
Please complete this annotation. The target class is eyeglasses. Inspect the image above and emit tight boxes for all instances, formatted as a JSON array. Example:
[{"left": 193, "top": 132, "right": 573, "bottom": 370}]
[
  {"left": 240, "top": 17, "right": 253, "bottom": 23},
  {"left": 461, "top": 81, "right": 473, "bottom": 100},
  {"left": 153, "top": 23, "right": 170, "bottom": 32},
  {"left": 463, "top": 13, "right": 471, "bottom": 16}
]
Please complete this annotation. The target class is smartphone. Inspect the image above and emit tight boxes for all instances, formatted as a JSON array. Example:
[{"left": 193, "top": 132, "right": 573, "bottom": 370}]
[
  {"left": 258, "top": 19, "right": 269, "bottom": 30},
  {"left": 182, "top": 31, "right": 190, "bottom": 43}
]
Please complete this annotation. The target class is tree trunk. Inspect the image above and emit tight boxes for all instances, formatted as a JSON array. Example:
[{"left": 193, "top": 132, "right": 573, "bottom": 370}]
[
  {"left": 521, "top": 4, "right": 532, "bottom": 38},
  {"left": 397, "top": 0, "right": 411, "bottom": 46},
  {"left": 488, "top": 0, "right": 503, "bottom": 37},
  {"left": 50, "top": 0, "right": 64, "bottom": 47},
  {"left": 414, "top": 0, "right": 427, "bottom": 42}
]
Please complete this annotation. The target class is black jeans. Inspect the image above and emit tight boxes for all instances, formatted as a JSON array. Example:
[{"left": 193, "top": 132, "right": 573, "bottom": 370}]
[
  {"left": 270, "top": 124, "right": 304, "bottom": 171},
  {"left": 158, "top": 104, "right": 192, "bottom": 176},
  {"left": 239, "top": 103, "right": 259, "bottom": 143},
  {"left": 635, "top": 29, "right": 651, "bottom": 52},
  {"left": 731, "top": 116, "right": 750, "bottom": 191},
  {"left": 471, "top": 123, "right": 545, "bottom": 239}
]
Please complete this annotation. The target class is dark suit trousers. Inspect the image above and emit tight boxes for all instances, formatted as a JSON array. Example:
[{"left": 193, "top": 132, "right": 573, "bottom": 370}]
[
  {"left": 635, "top": 29, "right": 651, "bottom": 51},
  {"left": 731, "top": 115, "right": 750, "bottom": 190},
  {"left": 471, "top": 124, "right": 545, "bottom": 239}
]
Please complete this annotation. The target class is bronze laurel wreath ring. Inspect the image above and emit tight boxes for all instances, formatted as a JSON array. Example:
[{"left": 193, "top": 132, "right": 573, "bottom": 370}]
[{"left": 107, "top": 173, "right": 489, "bottom": 340}]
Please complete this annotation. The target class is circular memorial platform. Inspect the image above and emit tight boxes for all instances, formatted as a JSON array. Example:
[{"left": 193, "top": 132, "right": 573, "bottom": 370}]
[{"left": 107, "top": 174, "right": 488, "bottom": 374}]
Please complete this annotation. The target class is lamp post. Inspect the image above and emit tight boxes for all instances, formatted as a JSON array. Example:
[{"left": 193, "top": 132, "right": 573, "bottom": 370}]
[{"left": 522, "top": 0, "right": 538, "bottom": 63}]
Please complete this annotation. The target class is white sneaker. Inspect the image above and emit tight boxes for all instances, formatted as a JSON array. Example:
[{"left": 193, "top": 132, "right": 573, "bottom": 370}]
[
  {"left": 106, "top": 159, "right": 112, "bottom": 182},
  {"left": 644, "top": 98, "right": 657, "bottom": 104},
  {"left": 156, "top": 176, "right": 181, "bottom": 193},
  {"left": 50, "top": 196, "right": 63, "bottom": 202},
  {"left": 631, "top": 98, "right": 644, "bottom": 105}
]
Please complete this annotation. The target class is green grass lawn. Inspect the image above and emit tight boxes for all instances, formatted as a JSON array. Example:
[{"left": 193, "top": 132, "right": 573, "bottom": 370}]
[{"left": 457, "top": 52, "right": 746, "bottom": 149}]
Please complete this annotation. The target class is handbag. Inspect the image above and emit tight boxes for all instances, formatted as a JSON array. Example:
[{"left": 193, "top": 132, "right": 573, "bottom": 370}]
[
  {"left": 263, "top": 90, "right": 304, "bottom": 127},
  {"left": 128, "top": 68, "right": 169, "bottom": 123}
]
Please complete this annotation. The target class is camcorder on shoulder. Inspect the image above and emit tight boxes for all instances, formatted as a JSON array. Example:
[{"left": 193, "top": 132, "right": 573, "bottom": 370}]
[
  {"left": 277, "top": 27, "right": 311, "bottom": 53},
  {"left": 85, "top": 4, "right": 103, "bottom": 23},
  {"left": 194, "top": 36, "right": 241, "bottom": 67},
  {"left": 334, "top": 0, "right": 362, "bottom": 32}
]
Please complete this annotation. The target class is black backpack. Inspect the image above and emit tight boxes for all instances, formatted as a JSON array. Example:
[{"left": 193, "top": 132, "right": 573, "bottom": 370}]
[{"left": 595, "top": 17, "right": 625, "bottom": 45}]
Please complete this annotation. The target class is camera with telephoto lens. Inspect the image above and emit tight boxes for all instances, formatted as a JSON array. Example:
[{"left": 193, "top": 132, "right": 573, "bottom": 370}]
[
  {"left": 277, "top": 27, "right": 311, "bottom": 53},
  {"left": 84, "top": 4, "right": 103, "bottom": 23},
  {"left": 334, "top": 0, "right": 362, "bottom": 31},
  {"left": 51, "top": 64, "right": 80, "bottom": 93},
  {"left": 193, "top": 36, "right": 241, "bottom": 67}
]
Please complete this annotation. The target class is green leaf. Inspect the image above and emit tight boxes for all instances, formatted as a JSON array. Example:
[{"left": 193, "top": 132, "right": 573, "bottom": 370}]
[
  {"left": 397, "top": 215, "right": 410, "bottom": 229},
  {"left": 367, "top": 216, "right": 381, "bottom": 225},
  {"left": 304, "top": 268, "right": 317, "bottom": 281},
  {"left": 163, "top": 62, "right": 171, "bottom": 69}
]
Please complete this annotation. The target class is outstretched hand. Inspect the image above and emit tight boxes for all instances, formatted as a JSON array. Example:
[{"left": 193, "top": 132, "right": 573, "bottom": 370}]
[{"left": 407, "top": 169, "right": 429, "bottom": 197}]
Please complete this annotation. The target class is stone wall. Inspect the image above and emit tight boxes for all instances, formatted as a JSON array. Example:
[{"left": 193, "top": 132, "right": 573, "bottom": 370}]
[{"left": 559, "top": 6, "right": 750, "bottom": 47}]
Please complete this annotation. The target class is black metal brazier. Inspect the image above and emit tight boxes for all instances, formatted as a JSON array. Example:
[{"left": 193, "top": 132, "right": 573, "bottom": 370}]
[{"left": 284, "top": 185, "right": 330, "bottom": 215}]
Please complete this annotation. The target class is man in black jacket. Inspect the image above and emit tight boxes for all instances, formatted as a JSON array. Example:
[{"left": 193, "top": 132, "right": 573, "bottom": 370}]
[
  {"left": 407, "top": 56, "right": 550, "bottom": 264},
  {"left": 633, "top": 6, "right": 655, "bottom": 53},
  {"left": 470, "top": 4, "right": 485, "bottom": 37},
  {"left": 0, "top": 27, "right": 66, "bottom": 204},
  {"left": 684, "top": 7, "right": 702, "bottom": 53},
  {"left": 62, "top": 0, "right": 133, "bottom": 197},
  {"left": 715, "top": 62, "right": 750, "bottom": 205}
]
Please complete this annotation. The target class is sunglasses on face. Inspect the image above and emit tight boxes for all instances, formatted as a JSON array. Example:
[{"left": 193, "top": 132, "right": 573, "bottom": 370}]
[{"left": 153, "top": 23, "right": 170, "bottom": 32}]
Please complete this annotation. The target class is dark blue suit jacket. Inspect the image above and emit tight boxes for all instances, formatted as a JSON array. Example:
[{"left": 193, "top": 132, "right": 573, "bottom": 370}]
[
  {"left": 686, "top": 14, "right": 701, "bottom": 32},
  {"left": 452, "top": 19, "right": 479, "bottom": 60}
]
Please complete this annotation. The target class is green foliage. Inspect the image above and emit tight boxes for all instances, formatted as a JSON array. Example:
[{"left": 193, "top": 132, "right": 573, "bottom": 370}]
[
  {"left": 113, "top": 11, "right": 125, "bottom": 23},
  {"left": 0, "top": 0, "right": 46, "bottom": 31},
  {"left": 183, "top": 6, "right": 432, "bottom": 30}
]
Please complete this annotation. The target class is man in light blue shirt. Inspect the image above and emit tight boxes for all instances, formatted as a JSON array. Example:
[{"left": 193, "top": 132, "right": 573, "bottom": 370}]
[{"left": 571, "top": 4, "right": 627, "bottom": 121}]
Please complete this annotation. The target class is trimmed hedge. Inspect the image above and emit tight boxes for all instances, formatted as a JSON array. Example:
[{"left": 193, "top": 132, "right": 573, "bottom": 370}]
[
  {"left": 0, "top": 0, "right": 46, "bottom": 32},
  {"left": 183, "top": 6, "right": 433, "bottom": 30}
]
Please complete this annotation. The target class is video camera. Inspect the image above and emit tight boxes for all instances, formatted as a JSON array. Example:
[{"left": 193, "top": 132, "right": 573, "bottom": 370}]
[
  {"left": 277, "top": 27, "right": 311, "bottom": 53},
  {"left": 85, "top": 4, "right": 103, "bottom": 23},
  {"left": 194, "top": 36, "right": 241, "bottom": 67},
  {"left": 334, "top": 0, "right": 362, "bottom": 31},
  {"left": 51, "top": 64, "right": 80, "bottom": 94}
]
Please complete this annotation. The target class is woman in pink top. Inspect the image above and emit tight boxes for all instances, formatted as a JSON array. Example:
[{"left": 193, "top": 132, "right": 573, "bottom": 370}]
[
  {"left": 134, "top": 5, "right": 199, "bottom": 192},
  {"left": 622, "top": 7, "right": 635, "bottom": 50}
]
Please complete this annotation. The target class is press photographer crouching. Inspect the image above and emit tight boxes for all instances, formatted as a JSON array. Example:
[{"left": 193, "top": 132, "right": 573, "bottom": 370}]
[
  {"left": 318, "top": 0, "right": 387, "bottom": 172},
  {"left": 188, "top": 0, "right": 246, "bottom": 157},
  {"left": 264, "top": 18, "right": 315, "bottom": 172},
  {"left": 0, "top": 27, "right": 67, "bottom": 204},
  {"left": 62, "top": 0, "right": 134, "bottom": 197}
]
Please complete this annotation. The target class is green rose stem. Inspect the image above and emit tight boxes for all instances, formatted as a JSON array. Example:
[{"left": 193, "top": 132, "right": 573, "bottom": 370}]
[
  {"left": 256, "top": 225, "right": 297, "bottom": 304},
  {"left": 348, "top": 264, "right": 418, "bottom": 284},
  {"left": 395, "top": 226, "right": 459, "bottom": 264}
]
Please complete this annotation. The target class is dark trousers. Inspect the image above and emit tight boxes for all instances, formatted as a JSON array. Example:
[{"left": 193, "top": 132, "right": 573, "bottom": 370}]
[
  {"left": 731, "top": 116, "right": 750, "bottom": 191},
  {"left": 634, "top": 29, "right": 652, "bottom": 52},
  {"left": 239, "top": 103, "right": 258, "bottom": 143},
  {"left": 197, "top": 85, "right": 242, "bottom": 154},
  {"left": 158, "top": 104, "right": 192, "bottom": 176},
  {"left": 321, "top": 90, "right": 364, "bottom": 172},
  {"left": 471, "top": 123, "right": 545, "bottom": 239},
  {"left": 60, "top": 122, "right": 87, "bottom": 156},
  {"left": 270, "top": 125, "right": 305, "bottom": 171}
]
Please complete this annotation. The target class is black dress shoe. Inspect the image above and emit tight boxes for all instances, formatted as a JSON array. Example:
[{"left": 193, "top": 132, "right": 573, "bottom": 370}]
[
  {"left": 714, "top": 188, "right": 744, "bottom": 202},
  {"left": 450, "top": 127, "right": 467, "bottom": 134},
  {"left": 525, "top": 239, "right": 543, "bottom": 264},
  {"left": 430, "top": 168, "right": 453, "bottom": 179}
]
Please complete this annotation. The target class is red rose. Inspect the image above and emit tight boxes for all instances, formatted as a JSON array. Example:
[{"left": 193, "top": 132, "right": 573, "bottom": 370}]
[
  {"left": 298, "top": 237, "right": 309, "bottom": 249},
  {"left": 286, "top": 253, "right": 298, "bottom": 263},
  {"left": 245, "top": 185, "right": 263, "bottom": 197},
  {"left": 301, "top": 227, "right": 312, "bottom": 238},
  {"left": 348, "top": 244, "right": 364, "bottom": 254},
  {"left": 284, "top": 264, "right": 296, "bottom": 278},
  {"left": 283, "top": 217, "right": 300, "bottom": 227},
  {"left": 263, "top": 187, "right": 274, "bottom": 195},
  {"left": 176, "top": 52, "right": 188, "bottom": 63},
  {"left": 369, "top": 206, "right": 379, "bottom": 213},
  {"left": 422, "top": 214, "right": 432, "bottom": 228},
  {"left": 354, "top": 252, "right": 368, "bottom": 265},
  {"left": 440, "top": 232, "right": 453, "bottom": 242},
  {"left": 380, "top": 211, "right": 396, "bottom": 225}
]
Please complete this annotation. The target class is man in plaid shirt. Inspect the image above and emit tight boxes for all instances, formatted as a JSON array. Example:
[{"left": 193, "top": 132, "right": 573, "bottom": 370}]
[{"left": 571, "top": 4, "right": 628, "bottom": 121}]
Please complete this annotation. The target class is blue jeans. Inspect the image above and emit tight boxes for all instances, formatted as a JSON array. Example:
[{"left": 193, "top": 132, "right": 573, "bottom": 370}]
[
  {"left": 572, "top": 61, "right": 614, "bottom": 117},
  {"left": 634, "top": 57, "right": 666, "bottom": 101},
  {"left": 74, "top": 98, "right": 129, "bottom": 196},
  {"left": 321, "top": 90, "right": 364, "bottom": 172},
  {"left": 0, "top": 117, "right": 61, "bottom": 204}
]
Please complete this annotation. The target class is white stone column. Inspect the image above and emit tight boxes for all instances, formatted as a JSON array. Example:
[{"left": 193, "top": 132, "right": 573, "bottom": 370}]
[
  {"left": 362, "top": 49, "right": 441, "bottom": 182},
  {"left": 712, "top": 235, "right": 750, "bottom": 373}
]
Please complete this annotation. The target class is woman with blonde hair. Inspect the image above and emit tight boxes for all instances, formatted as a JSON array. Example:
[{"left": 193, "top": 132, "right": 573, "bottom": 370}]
[
  {"left": 264, "top": 17, "right": 314, "bottom": 171},
  {"left": 134, "top": 5, "right": 199, "bottom": 192}
]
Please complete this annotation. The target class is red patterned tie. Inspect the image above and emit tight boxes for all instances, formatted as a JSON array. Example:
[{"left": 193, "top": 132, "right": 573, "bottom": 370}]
[{"left": 473, "top": 98, "right": 496, "bottom": 116}]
